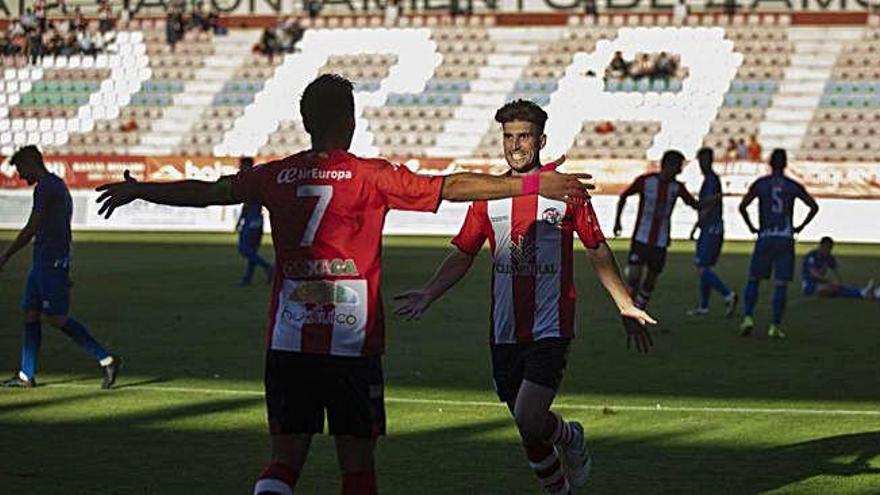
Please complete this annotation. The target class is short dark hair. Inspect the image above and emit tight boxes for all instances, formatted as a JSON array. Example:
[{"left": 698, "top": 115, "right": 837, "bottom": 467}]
[
  {"left": 10, "top": 145, "right": 44, "bottom": 168},
  {"left": 300, "top": 74, "right": 354, "bottom": 137},
  {"left": 820, "top": 236, "right": 834, "bottom": 245},
  {"left": 239, "top": 156, "right": 254, "bottom": 168},
  {"left": 697, "top": 147, "right": 713, "bottom": 165},
  {"left": 494, "top": 99, "right": 548, "bottom": 134},
  {"left": 769, "top": 148, "right": 787, "bottom": 170},
  {"left": 661, "top": 149, "right": 685, "bottom": 170}
]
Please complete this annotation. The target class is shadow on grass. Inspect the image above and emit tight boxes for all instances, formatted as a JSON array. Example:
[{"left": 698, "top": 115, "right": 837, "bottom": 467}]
[{"left": 0, "top": 390, "right": 878, "bottom": 494}]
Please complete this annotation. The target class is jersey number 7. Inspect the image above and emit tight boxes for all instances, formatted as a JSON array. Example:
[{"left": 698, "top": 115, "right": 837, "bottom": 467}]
[{"left": 297, "top": 185, "right": 333, "bottom": 247}]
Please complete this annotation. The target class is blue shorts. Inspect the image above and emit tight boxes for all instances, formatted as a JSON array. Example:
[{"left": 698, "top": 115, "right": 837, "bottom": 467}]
[
  {"left": 801, "top": 280, "right": 817, "bottom": 296},
  {"left": 22, "top": 265, "right": 71, "bottom": 316},
  {"left": 749, "top": 237, "right": 795, "bottom": 282},
  {"left": 238, "top": 229, "right": 263, "bottom": 255},
  {"left": 694, "top": 232, "right": 723, "bottom": 267}
]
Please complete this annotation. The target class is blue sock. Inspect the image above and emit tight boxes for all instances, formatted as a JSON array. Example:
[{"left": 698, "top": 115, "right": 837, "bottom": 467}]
[
  {"left": 60, "top": 318, "right": 110, "bottom": 362},
  {"left": 703, "top": 269, "right": 732, "bottom": 297},
  {"left": 838, "top": 285, "right": 864, "bottom": 298},
  {"left": 243, "top": 259, "right": 256, "bottom": 282},
  {"left": 744, "top": 279, "right": 759, "bottom": 317},
  {"left": 20, "top": 321, "right": 42, "bottom": 379},
  {"left": 699, "top": 272, "right": 711, "bottom": 309},
  {"left": 772, "top": 284, "right": 787, "bottom": 325}
]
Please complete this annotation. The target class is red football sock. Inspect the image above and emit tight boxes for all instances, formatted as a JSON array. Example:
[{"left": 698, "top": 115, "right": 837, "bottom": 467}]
[{"left": 254, "top": 462, "right": 299, "bottom": 494}]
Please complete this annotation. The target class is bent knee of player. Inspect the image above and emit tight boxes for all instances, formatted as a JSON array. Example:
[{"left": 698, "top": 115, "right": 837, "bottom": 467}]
[
  {"left": 24, "top": 310, "right": 41, "bottom": 323},
  {"left": 45, "top": 314, "right": 68, "bottom": 328}
]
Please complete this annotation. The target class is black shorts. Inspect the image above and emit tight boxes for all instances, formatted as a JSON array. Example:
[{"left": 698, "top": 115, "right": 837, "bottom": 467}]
[
  {"left": 628, "top": 241, "right": 668, "bottom": 273},
  {"left": 264, "top": 351, "right": 386, "bottom": 438},
  {"left": 491, "top": 338, "right": 571, "bottom": 404}
]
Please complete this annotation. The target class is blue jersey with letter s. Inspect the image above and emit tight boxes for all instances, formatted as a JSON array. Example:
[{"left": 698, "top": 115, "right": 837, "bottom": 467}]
[
  {"left": 32, "top": 173, "right": 72, "bottom": 267},
  {"left": 699, "top": 172, "right": 723, "bottom": 234},
  {"left": 749, "top": 174, "right": 807, "bottom": 239}
]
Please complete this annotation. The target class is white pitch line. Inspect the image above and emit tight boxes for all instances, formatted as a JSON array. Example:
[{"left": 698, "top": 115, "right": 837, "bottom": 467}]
[{"left": 39, "top": 382, "right": 880, "bottom": 417}]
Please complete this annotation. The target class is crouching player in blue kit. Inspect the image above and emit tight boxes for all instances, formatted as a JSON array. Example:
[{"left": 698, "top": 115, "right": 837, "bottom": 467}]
[
  {"left": 0, "top": 146, "right": 121, "bottom": 389},
  {"left": 738, "top": 149, "right": 819, "bottom": 339},
  {"left": 688, "top": 147, "right": 737, "bottom": 317},
  {"left": 235, "top": 156, "right": 272, "bottom": 286},
  {"left": 802, "top": 236, "right": 877, "bottom": 300}
]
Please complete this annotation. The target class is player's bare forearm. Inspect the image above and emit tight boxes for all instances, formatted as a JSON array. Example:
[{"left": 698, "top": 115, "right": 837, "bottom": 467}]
[
  {"left": 136, "top": 179, "right": 237, "bottom": 207},
  {"left": 423, "top": 249, "right": 475, "bottom": 300},
  {"left": 1, "top": 213, "right": 39, "bottom": 266},
  {"left": 586, "top": 242, "right": 635, "bottom": 312},
  {"left": 440, "top": 171, "right": 593, "bottom": 204},
  {"left": 96, "top": 172, "right": 239, "bottom": 219}
]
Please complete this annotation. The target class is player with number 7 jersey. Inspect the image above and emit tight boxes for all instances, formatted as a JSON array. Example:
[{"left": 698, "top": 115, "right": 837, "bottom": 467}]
[{"left": 94, "top": 74, "right": 594, "bottom": 495}]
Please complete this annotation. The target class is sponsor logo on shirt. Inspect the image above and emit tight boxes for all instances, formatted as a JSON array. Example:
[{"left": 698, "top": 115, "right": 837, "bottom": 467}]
[
  {"left": 490, "top": 215, "right": 509, "bottom": 223},
  {"left": 277, "top": 167, "right": 353, "bottom": 184},
  {"left": 281, "top": 307, "right": 359, "bottom": 327},
  {"left": 495, "top": 234, "right": 559, "bottom": 275},
  {"left": 283, "top": 258, "right": 360, "bottom": 278},
  {"left": 288, "top": 281, "right": 361, "bottom": 305}
]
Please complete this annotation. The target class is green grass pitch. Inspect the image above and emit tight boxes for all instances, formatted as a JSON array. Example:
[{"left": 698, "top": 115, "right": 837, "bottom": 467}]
[{"left": 1, "top": 231, "right": 879, "bottom": 493}]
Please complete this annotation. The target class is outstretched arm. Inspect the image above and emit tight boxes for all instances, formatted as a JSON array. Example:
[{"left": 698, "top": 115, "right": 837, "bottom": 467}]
[
  {"left": 0, "top": 209, "right": 41, "bottom": 271},
  {"left": 441, "top": 169, "right": 593, "bottom": 205},
  {"left": 394, "top": 248, "right": 476, "bottom": 321},
  {"left": 95, "top": 171, "right": 241, "bottom": 219},
  {"left": 586, "top": 242, "right": 656, "bottom": 353},
  {"left": 794, "top": 189, "right": 819, "bottom": 234}
]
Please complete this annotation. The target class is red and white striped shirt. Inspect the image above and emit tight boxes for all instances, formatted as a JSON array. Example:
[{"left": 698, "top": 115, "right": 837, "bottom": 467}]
[
  {"left": 629, "top": 173, "right": 686, "bottom": 248},
  {"left": 231, "top": 150, "right": 443, "bottom": 357},
  {"left": 452, "top": 195, "right": 606, "bottom": 345}
]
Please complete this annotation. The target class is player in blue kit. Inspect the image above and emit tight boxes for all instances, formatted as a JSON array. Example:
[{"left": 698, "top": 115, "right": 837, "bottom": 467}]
[
  {"left": 801, "top": 236, "right": 877, "bottom": 300},
  {"left": 688, "top": 147, "right": 737, "bottom": 317},
  {"left": 0, "top": 146, "right": 121, "bottom": 389},
  {"left": 234, "top": 156, "right": 273, "bottom": 286},
  {"left": 738, "top": 149, "right": 819, "bottom": 339}
]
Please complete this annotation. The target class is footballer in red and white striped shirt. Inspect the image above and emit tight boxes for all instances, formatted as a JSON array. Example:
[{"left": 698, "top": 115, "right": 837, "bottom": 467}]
[
  {"left": 395, "top": 100, "right": 656, "bottom": 495},
  {"left": 95, "top": 77, "right": 597, "bottom": 495},
  {"left": 613, "top": 151, "right": 699, "bottom": 310}
]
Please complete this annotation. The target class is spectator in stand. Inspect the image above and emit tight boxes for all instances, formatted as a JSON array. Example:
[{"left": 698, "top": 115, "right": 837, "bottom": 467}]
[
  {"left": 21, "top": 8, "right": 37, "bottom": 32},
  {"left": 70, "top": 6, "right": 87, "bottom": 33},
  {"left": 276, "top": 16, "right": 304, "bottom": 53},
  {"left": 606, "top": 51, "right": 629, "bottom": 81},
  {"left": 59, "top": 31, "right": 79, "bottom": 56},
  {"left": 98, "top": 1, "right": 115, "bottom": 34},
  {"left": 35, "top": 0, "right": 48, "bottom": 32},
  {"left": 384, "top": 0, "right": 401, "bottom": 25},
  {"left": 736, "top": 138, "right": 749, "bottom": 160},
  {"left": 166, "top": 5, "right": 184, "bottom": 53},
  {"left": 190, "top": 2, "right": 211, "bottom": 32},
  {"left": 27, "top": 24, "right": 44, "bottom": 64},
  {"left": 725, "top": 138, "right": 738, "bottom": 162},
  {"left": 256, "top": 26, "right": 280, "bottom": 63},
  {"left": 304, "top": 0, "right": 322, "bottom": 19},
  {"left": 57, "top": 0, "right": 70, "bottom": 16},
  {"left": 207, "top": 6, "right": 226, "bottom": 35},
  {"left": 630, "top": 53, "right": 657, "bottom": 81},
  {"left": 748, "top": 134, "right": 762, "bottom": 161},
  {"left": 654, "top": 52, "right": 679, "bottom": 82}
]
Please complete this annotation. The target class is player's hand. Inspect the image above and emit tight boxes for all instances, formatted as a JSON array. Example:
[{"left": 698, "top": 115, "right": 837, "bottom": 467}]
[
  {"left": 95, "top": 170, "right": 140, "bottom": 219},
  {"left": 793, "top": 224, "right": 805, "bottom": 235},
  {"left": 613, "top": 222, "right": 623, "bottom": 238},
  {"left": 621, "top": 313, "right": 654, "bottom": 354},
  {"left": 747, "top": 223, "right": 759, "bottom": 235},
  {"left": 539, "top": 169, "right": 594, "bottom": 206},
  {"left": 689, "top": 227, "right": 697, "bottom": 241},
  {"left": 393, "top": 289, "right": 435, "bottom": 321},
  {"left": 621, "top": 305, "right": 657, "bottom": 327}
]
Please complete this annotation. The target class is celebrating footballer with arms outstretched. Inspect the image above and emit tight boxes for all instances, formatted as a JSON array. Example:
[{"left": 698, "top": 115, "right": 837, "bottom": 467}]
[{"left": 95, "top": 75, "right": 595, "bottom": 495}]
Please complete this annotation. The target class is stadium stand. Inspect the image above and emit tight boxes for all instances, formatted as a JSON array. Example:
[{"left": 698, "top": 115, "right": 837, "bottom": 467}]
[{"left": 3, "top": 13, "right": 880, "bottom": 162}]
